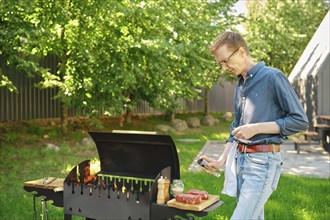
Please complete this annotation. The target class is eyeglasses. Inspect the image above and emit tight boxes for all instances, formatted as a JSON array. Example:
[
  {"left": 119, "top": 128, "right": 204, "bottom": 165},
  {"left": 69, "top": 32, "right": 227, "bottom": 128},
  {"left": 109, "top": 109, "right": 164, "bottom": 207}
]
[{"left": 216, "top": 48, "right": 239, "bottom": 69}]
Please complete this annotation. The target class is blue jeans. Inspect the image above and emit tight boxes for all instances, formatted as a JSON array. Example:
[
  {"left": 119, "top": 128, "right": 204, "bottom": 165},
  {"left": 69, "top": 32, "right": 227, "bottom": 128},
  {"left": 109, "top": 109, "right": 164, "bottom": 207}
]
[{"left": 231, "top": 152, "right": 282, "bottom": 220}]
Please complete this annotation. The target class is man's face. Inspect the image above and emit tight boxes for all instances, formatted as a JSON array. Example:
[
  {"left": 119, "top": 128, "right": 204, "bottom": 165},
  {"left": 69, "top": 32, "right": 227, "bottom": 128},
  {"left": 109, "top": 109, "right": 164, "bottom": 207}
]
[{"left": 214, "top": 45, "right": 244, "bottom": 76}]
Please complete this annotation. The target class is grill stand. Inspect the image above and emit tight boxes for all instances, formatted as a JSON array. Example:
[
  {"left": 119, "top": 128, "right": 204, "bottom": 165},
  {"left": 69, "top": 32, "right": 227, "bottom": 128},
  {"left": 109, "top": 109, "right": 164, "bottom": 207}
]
[
  {"left": 24, "top": 186, "right": 63, "bottom": 207},
  {"left": 24, "top": 132, "right": 224, "bottom": 219}
]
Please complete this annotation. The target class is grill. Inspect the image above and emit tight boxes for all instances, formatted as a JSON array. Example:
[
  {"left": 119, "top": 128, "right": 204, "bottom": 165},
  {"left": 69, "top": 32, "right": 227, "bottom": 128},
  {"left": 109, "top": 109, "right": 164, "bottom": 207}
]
[{"left": 24, "top": 131, "right": 223, "bottom": 219}]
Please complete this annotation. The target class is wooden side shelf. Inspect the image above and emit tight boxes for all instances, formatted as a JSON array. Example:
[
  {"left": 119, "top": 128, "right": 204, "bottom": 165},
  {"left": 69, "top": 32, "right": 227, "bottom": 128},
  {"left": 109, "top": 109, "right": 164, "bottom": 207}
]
[
  {"left": 292, "top": 138, "right": 311, "bottom": 154},
  {"left": 303, "top": 131, "right": 319, "bottom": 141},
  {"left": 314, "top": 124, "right": 330, "bottom": 129},
  {"left": 292, "top": 130, "right": 322, "bottom": 154}
]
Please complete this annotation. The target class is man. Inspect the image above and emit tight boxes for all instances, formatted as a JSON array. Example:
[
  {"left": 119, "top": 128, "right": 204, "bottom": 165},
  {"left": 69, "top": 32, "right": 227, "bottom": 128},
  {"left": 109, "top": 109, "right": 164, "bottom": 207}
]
[{"left": 201, "top": 31, "right": 309, "bottom": 219}]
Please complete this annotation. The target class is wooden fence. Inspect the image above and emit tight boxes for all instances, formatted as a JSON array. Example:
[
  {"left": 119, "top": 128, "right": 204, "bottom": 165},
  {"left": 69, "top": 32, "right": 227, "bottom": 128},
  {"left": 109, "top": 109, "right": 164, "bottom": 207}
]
[{"left": 0, "top": 56, "right": 235, "bottom": 122}]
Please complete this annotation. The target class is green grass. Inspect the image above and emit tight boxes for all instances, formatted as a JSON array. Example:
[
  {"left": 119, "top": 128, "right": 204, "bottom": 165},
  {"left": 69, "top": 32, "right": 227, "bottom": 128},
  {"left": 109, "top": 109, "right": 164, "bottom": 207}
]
[{"left": 0, "top": 113, "right": 329, "bottom": 219}]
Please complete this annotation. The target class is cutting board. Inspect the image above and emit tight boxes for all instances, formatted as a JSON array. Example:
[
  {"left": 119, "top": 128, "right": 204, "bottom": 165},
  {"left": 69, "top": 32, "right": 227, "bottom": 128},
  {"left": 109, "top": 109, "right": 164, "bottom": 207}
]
[
  {"left": 24, "top": 177, "right": 64, "bottom": 190},
  {"left": 167, "top": 194, "right": 219, "bottom": 211}
]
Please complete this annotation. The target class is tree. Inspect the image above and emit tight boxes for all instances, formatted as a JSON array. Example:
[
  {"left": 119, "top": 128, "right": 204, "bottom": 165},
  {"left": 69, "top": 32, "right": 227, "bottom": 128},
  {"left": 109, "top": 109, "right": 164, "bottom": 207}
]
[
  {"left": 245, "top": 0, "right": 330, "bottom": 75},
  {"left": 0, "top": 1, "right": 40, "bottom": 93},
  {"left": 1, "top": 0, "right": 239, "bottom": 127}
]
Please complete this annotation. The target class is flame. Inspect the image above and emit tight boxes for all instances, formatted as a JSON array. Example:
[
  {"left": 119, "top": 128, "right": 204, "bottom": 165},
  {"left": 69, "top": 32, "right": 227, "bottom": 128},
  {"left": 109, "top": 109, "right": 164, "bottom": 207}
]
[
  {"left": 89, "top": 159, "right": 100, "bottom": 175},
  {"left": 83, "top": 160, "right": 99, "bottom": 184}
]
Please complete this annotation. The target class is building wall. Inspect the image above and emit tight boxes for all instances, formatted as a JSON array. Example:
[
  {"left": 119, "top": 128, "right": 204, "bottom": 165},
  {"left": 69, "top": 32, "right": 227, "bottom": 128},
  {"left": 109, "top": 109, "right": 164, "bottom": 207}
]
[{"left": 318, "top": 54, "right": 330, "bottom": 116}]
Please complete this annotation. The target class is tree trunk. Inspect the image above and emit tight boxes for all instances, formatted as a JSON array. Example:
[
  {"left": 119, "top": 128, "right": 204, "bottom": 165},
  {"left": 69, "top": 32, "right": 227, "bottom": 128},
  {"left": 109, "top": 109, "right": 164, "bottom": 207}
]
[
  {"left": 164, "top": 109, "right": 175, "bottom": 122},
  {"left": 59, "top": 23, "right": 69, "bottom": 134},
  {"left": 204, "top": 88, "right": 209, "bottom": 116},
  {"left": 125, "top": 107, "right": 132, "bottom": 124},
  {"left": 170, "top": 112, "right": 175, "bottom": 122},
  {"left": 60, "top": 104, "right": 68, "bottom": 134}
]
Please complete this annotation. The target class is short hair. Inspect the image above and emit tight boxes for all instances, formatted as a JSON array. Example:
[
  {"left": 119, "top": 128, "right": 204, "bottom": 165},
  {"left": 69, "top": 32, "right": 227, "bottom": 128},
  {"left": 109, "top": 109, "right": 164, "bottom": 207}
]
[{"left": 209, "top": 31, "right": 250, "bottom": 55}]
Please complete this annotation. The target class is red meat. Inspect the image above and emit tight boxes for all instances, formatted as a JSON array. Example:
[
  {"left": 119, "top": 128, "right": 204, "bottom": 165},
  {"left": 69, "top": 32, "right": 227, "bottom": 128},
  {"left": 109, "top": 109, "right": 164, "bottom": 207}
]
[
  {"left": 186, "top": 189, "right": 209, "bottom": 200},
  {"left": 175, "top": 193, "right": 202, "bottom": 204}
]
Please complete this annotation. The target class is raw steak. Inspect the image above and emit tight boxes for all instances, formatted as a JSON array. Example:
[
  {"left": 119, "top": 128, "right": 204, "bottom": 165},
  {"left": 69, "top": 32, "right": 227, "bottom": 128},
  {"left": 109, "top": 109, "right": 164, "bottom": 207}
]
[
  {"left": 186, "top": 189, "right": 209, "bottom": 200},
  {"left": 175, "top": 193, "right": 202, "bottom": 204}
]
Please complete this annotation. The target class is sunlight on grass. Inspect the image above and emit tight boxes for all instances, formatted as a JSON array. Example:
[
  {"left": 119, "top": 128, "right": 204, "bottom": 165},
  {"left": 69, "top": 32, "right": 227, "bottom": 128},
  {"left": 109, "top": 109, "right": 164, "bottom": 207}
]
[{"left": 209, "top": 133, "right": 229, "bottom": 140}]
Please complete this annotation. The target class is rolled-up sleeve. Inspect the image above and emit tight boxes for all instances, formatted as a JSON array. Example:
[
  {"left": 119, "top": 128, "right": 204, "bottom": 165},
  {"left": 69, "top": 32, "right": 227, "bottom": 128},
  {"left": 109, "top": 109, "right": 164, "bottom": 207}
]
[
  {"left": 227, "top": 121, "right": 236, "bottom": 143},
  {"left": 274, "top": 72, "right": 309, "bottom": 137}
]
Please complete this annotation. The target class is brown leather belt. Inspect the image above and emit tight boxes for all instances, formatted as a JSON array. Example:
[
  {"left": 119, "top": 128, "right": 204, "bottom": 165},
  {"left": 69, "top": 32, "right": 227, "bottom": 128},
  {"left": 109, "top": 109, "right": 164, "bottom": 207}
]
[{"left": 238, "top": 144, "right": 280, "bottom": 153}]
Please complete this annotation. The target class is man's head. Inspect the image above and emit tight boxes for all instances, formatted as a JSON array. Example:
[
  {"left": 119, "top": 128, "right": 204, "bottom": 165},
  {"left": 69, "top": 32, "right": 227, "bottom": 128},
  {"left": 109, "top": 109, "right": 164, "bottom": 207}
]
[{"left": 210, "top": 32, "right": 252, "bottom": 76}]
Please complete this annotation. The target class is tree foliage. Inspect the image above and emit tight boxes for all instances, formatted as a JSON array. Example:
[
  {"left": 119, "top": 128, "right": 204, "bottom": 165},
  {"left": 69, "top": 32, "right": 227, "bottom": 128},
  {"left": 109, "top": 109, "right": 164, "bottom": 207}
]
[
  {"left": 1, "top": 0, "right": 238, "bottom": 119},
  {"left": 245, "top": 0, "right": 330, "bottom": 75}
]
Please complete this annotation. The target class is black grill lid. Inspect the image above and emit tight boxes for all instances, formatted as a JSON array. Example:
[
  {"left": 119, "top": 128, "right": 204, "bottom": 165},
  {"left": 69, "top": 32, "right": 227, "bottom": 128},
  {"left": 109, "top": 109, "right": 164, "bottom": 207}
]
[{"left": 89, "top": 131, "right": 180, "bottom": 180}]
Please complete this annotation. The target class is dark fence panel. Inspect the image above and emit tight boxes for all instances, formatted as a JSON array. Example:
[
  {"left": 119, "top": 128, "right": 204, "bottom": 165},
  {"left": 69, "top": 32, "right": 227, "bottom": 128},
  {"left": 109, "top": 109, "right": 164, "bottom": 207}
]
[{"left": 1, "top": 56, "right": 235, "bottom": 121}]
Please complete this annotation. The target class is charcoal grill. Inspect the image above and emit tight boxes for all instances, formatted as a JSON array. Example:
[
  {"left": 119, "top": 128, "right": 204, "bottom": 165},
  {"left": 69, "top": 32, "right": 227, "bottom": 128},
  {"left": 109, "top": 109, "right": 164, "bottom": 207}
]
[{"left": 24, "top": 131, "right": 223, "bottom": 220}]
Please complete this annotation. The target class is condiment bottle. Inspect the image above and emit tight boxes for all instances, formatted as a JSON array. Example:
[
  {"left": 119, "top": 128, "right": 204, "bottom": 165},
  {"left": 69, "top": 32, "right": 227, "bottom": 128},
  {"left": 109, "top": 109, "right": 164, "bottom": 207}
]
[
  {"left": 170, "top": 179, "right": 184, "bottom": 197},
  {"left": 197, "top": 158, "right": 221, "bottom": 177},
  {"left": 156, "top": 176, "right": 165, "bottom": 204},
  {"left": 164, "top": 177, "right": 170, "bottom": 202}
]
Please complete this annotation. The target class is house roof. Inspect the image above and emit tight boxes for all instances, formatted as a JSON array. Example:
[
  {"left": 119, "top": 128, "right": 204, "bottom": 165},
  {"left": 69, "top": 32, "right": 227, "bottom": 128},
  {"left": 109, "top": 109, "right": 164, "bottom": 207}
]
[{"left": 289, "top": 10, "right": 330, "bottom": 82}]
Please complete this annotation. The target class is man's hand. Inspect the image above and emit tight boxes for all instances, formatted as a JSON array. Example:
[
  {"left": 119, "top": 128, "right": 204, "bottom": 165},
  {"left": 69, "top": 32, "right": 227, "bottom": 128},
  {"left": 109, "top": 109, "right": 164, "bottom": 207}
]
[
  {"left": 199, "top": 155, "right": 226, "bottom": 172},
  {"left": 232, "top": 124, "right": 257, "bottom": 140}
]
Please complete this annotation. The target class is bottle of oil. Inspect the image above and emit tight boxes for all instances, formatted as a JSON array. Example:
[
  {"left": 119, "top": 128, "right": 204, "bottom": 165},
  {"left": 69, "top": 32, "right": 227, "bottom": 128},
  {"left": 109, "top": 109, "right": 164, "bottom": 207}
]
[{"left": 197, "top": 158, "right": 221, "bottom": 177}]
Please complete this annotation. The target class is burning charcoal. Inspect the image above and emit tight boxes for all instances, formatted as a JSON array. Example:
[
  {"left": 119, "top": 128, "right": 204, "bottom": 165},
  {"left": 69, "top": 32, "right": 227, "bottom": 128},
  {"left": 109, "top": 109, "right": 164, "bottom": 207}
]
[
  {"left": 116, "top": 177, "right": 123, "bottom": 190},
  {"left": 123, "top": 178, "right": 132, "bottom": 191},
  {"left": 121, "top": 186, "right": 126, "bottom": 194},
  {"left": 99, "top": 179, "right": 106, "bottom": 190},
  {"left": 84, "top": 175, "right": 96, "bottom": 184},
  {"left": 113, "top": 182, "right": 117, "bottom": 191}
]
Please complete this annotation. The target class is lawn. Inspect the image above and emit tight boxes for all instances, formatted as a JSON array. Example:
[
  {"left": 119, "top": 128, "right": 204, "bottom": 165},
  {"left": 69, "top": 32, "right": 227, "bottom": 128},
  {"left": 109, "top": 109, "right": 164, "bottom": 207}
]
[{"left": 0, "top": 113, "right": 329, "bottom": 220}]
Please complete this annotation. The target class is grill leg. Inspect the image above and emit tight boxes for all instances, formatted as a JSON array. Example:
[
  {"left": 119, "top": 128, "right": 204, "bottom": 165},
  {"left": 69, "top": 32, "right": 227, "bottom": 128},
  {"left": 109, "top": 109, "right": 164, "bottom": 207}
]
[
  {"left": 33, "top": 195, "right": 37, "bottom": 220},
  {"left": 40, "top": 198, "right": 48, "bottom": 220},
  {"left": 64, "top": 214, "right": 72, "bottom": 220}
]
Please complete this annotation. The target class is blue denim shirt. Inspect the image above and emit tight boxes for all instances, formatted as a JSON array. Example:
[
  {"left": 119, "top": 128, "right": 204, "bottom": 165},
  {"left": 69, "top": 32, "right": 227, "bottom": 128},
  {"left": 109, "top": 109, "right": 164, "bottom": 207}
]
[{"left": 227, "top": 61, "right": 309, "bottom": 145}]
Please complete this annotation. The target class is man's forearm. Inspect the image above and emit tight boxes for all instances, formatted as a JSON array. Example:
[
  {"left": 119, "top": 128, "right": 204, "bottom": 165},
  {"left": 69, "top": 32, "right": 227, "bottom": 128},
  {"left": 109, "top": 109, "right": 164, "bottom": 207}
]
[
  {"left": 217, "top": 141, "right": 233, "bottom": 162},
  {"left": 253, "top": 121, "right": 280, "bottom": 134},
  {"left": 232, "top": 122, "right": 280, "bottom": 140}
]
